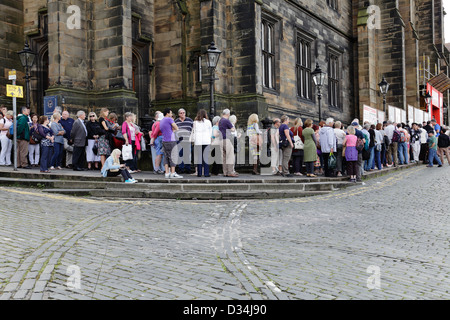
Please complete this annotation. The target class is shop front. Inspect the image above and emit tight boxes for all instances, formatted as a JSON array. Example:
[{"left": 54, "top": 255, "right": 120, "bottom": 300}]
[{"left": 426, "top": 83, "right": 443, "bottom": 125}]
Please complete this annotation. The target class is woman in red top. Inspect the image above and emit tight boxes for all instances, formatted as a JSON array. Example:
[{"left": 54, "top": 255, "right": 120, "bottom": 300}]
[
  {"left": 290, "top": 118, "right": 305, "bottom": 176},
  {"left": 150, "top": 111, "right": 164, "bottom": 174}
]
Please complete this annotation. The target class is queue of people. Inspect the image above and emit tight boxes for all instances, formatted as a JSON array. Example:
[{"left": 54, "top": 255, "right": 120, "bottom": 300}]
[
  {"left": 1, "top": 104, "right": 450, "bottom": 183},
  {"left": 0, "top": 105, "right": 142, "bottom": 182}
]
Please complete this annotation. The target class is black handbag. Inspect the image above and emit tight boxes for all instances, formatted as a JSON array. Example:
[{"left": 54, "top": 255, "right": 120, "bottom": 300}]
[
  {"left": 93, "top": 140, "right": 99, "bottom": 155},
  {"left": 281, "top": 139, "right": 289, "bottom": 149},
  {"left": 362, "top": 147, "right": 370, "bottom": 160},
  {"left": 384, "top": 135, "right": 390, "bottom": 147}
]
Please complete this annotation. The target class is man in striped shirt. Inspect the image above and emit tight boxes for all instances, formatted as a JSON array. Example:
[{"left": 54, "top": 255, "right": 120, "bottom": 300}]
[{"left": 175, "top": 108, "right": 194, "bottom": 174}]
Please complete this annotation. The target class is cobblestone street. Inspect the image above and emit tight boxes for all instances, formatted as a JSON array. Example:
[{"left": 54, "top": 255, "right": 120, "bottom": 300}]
[{"left": 0, "top": 165, "right": 449, "bottom": 300}]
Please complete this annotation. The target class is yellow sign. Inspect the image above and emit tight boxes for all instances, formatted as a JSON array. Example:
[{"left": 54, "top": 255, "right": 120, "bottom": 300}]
[{"left": 6, "top": 85, "right": 24, "bottom": 98}]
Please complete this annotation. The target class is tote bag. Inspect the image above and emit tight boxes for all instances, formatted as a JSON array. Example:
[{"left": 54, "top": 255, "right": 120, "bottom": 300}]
[
  {"left": 293, "top": 129, "right": 304, "bottom": 150},
  {"left": 122, "top": 144, "right": 133, "bottom": 161}
]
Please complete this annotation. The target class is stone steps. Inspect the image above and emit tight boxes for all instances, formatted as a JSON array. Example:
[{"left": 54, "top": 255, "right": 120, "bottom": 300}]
[
  {"left": 41, "top": 188, "right": 335, "bottom": 200},
  {"left": 0, "top": 162, "right": 419, "bottom": 200},
  {"left": 0, "top": 176, "right": 357, "bottom": 199}
]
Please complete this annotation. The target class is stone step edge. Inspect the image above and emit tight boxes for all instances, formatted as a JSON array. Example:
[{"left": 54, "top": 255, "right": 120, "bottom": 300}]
[
  {"left": 41, "top": 188, "right": 335, "bottom": 199},
  {"left": 0, "top": 177, "right": 355, "bottom": 190},
  {"left": 0, "top": 162, "right": 418, "bottom": 184}
]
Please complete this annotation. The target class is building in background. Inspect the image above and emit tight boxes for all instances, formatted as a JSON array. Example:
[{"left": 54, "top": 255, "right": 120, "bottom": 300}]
[{"left": 0, "top": 0, "right": 448, "bottom": 126}]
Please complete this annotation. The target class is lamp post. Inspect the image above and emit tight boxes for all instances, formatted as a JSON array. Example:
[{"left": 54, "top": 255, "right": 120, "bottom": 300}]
[
  {"left": 378, "top": 76, "right": 389, "bottom": 114},
  {"left": 205, "top": 42, "right": 221, "bottom": 118},
  {"left": 311, "top": 62, "right": 326, "bottom": 122},
  {"left": 17, "top": 40, "right": 36, "bottom": 110},
  {"left": 15, "top": 40, "right": 35, "bottom": 172}
]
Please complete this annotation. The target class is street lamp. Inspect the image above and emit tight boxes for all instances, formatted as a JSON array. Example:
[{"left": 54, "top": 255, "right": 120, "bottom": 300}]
[
  {"left": 424, "top": 90, "right": 432, "bottom": 117},
  {"left": 378, "top": 76, "right": 389, "bottom": 113},
  {"left": 17, "top": 40, "right": 36, "bottom": 109},
  {"left": 206, "top": 42, "right": 221, "bottom": 118},
  {"left": 311, "top": 62, "right": 326, "bottom": 122},
  {"left": 424, "top": 91, "right": 431, "bottom": 107}
]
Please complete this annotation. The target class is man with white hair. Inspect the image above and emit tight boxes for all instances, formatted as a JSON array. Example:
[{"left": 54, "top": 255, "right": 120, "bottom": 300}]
[
  {"left": 218, "top": 108, "right": 238, "bottom": 177},
  {"left": 70, "top": 110, "right": 88, "bottom": 171},
  {"left": 384, "top": 120, "right": 398, "bottom": 167},
  {"left": 319, "top": 117, "right": 337, "bottom": 177},
  {"left": 60, "top": 110, "right": 74, "bottom": 168},
  {"left": 175, "top": 108, "right": 193, "bottom": 174}
]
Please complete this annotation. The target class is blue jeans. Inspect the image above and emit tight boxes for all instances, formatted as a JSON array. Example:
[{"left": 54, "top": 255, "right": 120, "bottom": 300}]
[
  {"left": 365, "top": 146, "right": 374, "bottom": 170},
  {"left": 194, "top": 144, "right": 210, "bottom": 177},
  {"left": 151, "top": 145, "right": 165, "bottom": 172},
  {"left": 398, "top": 142, "right": 408, "bottom": 164},
  {"left": 178, "top": 140, "right": 192, "bottom": 173},
  {"left": 40, "top": 145, "right": 53, "bottom": 171},
  {"left": 50, "top": 142, "right": 63, "bottom": 167},
  {"left": 373, "top": 148, "right": 382, "bottom": 170},
  {"left": 428, "top": 148, "right": 442, "bottom": 166}
]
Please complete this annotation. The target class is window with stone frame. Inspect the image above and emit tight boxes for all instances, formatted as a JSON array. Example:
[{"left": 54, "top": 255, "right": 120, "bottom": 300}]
[
  {"left": 38, "top": 9, "right": 48, "bottom": 36},
  {"left": 296, "top": 35, "right": 313, "bottom": 100},
  {"left": 327, "top": 0, "right": 338, "bottom": 11},
  {"left": 328, "top": 52, "right": 340, "bottom": 108},
  {"left": 132, "top": 14, "right": 141, "bottom": 41},
  {"left": 261, "top": 18, "right": 276, "bottom": 90}
]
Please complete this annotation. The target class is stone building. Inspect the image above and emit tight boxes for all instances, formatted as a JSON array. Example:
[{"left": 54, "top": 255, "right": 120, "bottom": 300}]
[{"left": 0, "top": 0, "right": 448, "bottom": 127}]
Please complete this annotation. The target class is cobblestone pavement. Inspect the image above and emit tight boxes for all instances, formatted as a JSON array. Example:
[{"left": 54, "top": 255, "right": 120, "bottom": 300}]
[{"left": 0, "top": 165, "right": 449, "bottom": 300}]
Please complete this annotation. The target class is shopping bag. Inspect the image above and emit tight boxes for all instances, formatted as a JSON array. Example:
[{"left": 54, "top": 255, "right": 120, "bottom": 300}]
[
  {"left": 122, "top": 144, "right": 133, "bottom": 161},
  {"left": 328, "top": 152, "right": 337, "bottom": 169}
]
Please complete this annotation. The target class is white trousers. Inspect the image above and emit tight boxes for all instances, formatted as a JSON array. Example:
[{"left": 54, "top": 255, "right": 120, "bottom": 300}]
[
  {"left": 411, "top": 141, "right": 421, "bottom": 162},
  {"left": 28, "top": 143, "right": 40, "bottom": 165},
  {"left": 0, "top": 135, "right": 12, "bottom": 165}
]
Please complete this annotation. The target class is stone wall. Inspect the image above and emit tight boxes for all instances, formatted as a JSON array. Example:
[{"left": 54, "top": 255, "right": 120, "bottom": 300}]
[
  {"left": 259, "top": 0, "right": 355, "bottom": 124},
  {"left": 20, "top": 0, "right": 139, "bottom": 119},
  {"left": 2, "top": 0, "right": 447, "bottom": 126}
]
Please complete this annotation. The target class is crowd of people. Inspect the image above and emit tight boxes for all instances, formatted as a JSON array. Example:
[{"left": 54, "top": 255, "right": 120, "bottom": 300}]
[
  {"left": 1, "top": 103, "right": 450, "bottom": 183},
  {"left": 268, "top": 116, "right": 450, "bottom": 182},
  {"left": 0, "top": 105, "right": 141, "bottom": 183}
]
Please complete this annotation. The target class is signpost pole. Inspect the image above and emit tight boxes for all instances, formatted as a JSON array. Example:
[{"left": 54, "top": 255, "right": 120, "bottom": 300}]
[
  {"left": 7, "top": 71, "right": 24, "bottom": 171},
  {"left": 10, "top": 70, "right": 18, "bottom": 171}
]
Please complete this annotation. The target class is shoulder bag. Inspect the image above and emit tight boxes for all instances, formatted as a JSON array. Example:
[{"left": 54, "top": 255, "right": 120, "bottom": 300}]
[{"left": 293, "top": 129, "right": 304, "bottom": 150}]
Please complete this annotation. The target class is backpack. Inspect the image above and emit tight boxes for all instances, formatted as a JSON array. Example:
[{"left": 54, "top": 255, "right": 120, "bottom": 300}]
[
  {"left": 399, "top": 130, "right": 406, "bottom": 143},
  {"left": 363, "top": 133, "right": 369, "bottom": 150},
  {"left": 356, "top": 137, "right": 365, "bottom": 151},
  {"left": 31, "top": 126, "right": 43, "bottom": 143},
  {"left": 6, "top": 123, "right": 13, "bottom": 139},
  {"left": 392, "top": 130, "right": 400, "bottom": 143}
]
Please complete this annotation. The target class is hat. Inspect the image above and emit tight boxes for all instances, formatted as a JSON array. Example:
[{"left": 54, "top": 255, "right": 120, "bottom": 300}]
[{"left": 351, "top": 122, "right": 359, "bottom": 126}]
